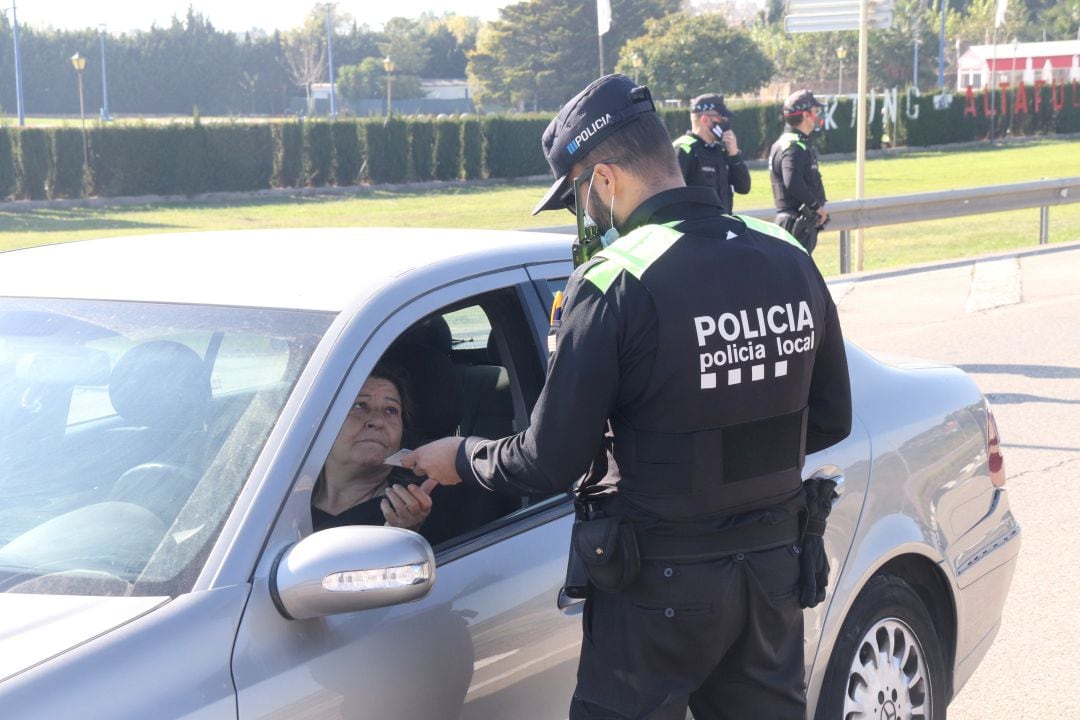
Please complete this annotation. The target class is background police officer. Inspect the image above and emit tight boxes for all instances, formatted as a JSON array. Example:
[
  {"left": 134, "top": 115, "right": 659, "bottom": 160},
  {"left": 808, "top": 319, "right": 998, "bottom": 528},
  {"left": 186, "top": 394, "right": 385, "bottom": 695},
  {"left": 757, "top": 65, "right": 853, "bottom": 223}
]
[
  {"left": 407, "top": 74, "right": 852, "bottom": 720},
  {"left": 673, "top": 93, "right": 750, "bottom": 214},
  {"left": 770, "top": 89, "right": 829, "bottom": 255}
]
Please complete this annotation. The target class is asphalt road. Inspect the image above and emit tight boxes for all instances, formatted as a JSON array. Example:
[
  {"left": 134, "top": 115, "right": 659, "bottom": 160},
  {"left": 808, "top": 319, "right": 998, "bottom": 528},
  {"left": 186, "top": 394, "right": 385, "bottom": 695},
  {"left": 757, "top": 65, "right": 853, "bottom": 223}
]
[{"left": 830, "top": 241, "right": 1080, "bottom": 718}]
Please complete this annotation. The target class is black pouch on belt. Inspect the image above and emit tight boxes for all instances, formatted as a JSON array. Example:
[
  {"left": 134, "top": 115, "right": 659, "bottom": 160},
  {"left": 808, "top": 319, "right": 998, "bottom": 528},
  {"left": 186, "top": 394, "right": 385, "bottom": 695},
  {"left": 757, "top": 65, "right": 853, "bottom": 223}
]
[{"left": 572, "top": 513, "right": 641, "bottom": 594}]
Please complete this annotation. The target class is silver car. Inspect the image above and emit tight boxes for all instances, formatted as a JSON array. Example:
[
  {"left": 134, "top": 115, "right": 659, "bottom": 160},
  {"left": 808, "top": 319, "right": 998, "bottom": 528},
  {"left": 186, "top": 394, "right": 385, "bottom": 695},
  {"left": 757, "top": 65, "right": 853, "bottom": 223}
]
[{"left": 0, "top": 229, "right": 1019, "bottom": 719}]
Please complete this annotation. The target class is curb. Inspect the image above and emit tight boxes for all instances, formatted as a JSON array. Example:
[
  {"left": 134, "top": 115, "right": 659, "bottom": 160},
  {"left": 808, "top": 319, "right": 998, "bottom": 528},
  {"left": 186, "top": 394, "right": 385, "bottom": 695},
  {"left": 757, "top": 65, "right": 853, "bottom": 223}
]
[{"left": 824, "top": 238, "right": 1080, "bottom": 285}]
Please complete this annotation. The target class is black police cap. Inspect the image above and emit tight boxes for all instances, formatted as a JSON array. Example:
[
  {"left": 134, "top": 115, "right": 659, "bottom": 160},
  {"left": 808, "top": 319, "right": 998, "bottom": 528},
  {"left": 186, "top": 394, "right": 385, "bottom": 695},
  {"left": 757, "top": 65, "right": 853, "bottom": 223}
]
[
  {"left": 690, "top": 93, "right": 731, "bottom": 116},
  {"left": 533, "top": 74, "right": 656, "bottom": 215},
  {"left": 783, "top": 89, "right": 826, "bottom": 114}
]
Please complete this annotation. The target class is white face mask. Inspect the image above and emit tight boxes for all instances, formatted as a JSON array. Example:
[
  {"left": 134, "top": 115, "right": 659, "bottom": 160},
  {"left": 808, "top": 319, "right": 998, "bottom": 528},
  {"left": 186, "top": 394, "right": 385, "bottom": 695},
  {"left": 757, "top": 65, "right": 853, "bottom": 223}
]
[{"left": 584, "top": 169, "right": 620, "bottom": 248}]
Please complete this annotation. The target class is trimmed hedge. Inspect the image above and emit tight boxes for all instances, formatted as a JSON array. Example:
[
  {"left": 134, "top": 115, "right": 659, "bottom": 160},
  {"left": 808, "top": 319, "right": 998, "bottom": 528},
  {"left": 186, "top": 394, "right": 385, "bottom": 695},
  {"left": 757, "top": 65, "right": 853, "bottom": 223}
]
[
  {"left": 48, "top": 128, "right": 87, "bottom": 199},
  {"left": 15, "top": 129, "right": 50, "bottom": 200},
  {"left": 0, "top": 129, "right": 18, "bottom": 201},
  {"left": 461, "top": 118, "right": 483, "bottom": 180},
  {"left": 363, "top": 118, "right": 408, "bottom": 184},
  {"left": 433, "top": 118, "right": 462, "bottom": 181},
  {"left": 481, "top": 115, "right": 549, "bottom": 179},
  {"left": 303, "top": 121, "right": 333, "bottom": 187},
  {"left": 3, "top": 84, "right": 1077, "bottom": 203},
  {"left": 331, "top": 121, "right": 362, "bottom": 186},
  {"left": 205, "top": 124, "right": 274, "bottom": 191},
  {"left": 409, "top": 120, "right": 435, "bottom": 182},
  {"left": 271, "top": 121, "right": 303, "bottom": 188}
]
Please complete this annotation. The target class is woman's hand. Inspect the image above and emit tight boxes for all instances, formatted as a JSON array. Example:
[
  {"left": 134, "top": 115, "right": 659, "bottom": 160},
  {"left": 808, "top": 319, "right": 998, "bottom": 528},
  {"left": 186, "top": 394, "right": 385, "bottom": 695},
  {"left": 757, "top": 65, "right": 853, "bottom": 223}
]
[{"left": 381, "top": 483, "right": 433, "bottom": 531}]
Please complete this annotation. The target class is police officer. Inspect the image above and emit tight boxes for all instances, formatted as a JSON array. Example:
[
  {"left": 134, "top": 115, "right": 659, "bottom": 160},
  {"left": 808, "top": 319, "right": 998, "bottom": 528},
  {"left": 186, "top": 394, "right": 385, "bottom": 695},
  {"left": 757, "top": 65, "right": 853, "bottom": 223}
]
[
  {"left": 407, "top": 74, "right": 852, "bottom": 720},
  {"left": 673, "top": 93, "right": 751, "bottom": 214},
  {"left": 770, "top": 89, "right": 829, "bottom": 255}
]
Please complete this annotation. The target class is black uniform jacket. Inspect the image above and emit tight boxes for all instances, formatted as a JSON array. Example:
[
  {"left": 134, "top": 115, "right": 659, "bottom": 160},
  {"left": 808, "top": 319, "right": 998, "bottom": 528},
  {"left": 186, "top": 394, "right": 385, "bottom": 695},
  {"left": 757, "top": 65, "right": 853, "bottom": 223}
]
[
  {"left": 674, "top": 132, "right": 751, "bottom": 215},
  {"left": 455, "top": 186, "right": 851, "bottom": 534},
  {"left": 769, "top": 130, "right": 827, "bottom": 213}
]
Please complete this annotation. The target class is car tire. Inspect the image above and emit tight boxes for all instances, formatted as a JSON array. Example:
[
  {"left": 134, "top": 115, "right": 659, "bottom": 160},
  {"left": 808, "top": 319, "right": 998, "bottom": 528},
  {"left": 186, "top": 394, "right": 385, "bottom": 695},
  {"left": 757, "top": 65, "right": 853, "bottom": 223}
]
[{"left": 815, "top": 574, "right": 948, "bottom": 720}]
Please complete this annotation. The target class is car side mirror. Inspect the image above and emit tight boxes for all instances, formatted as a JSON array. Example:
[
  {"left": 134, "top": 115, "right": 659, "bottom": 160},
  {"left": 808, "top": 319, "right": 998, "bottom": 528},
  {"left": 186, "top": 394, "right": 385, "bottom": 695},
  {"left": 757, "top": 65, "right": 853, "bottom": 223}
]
[{"left": 270, "top": 526, "right": 435, "bottom": 620}]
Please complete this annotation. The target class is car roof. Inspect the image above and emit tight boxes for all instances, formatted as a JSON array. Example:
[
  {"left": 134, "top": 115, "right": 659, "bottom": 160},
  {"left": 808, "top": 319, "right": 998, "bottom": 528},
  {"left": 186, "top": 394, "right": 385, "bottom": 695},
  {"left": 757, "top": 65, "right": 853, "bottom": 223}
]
[{"left": 0, "top": 228, "right": 570, "bottom": 312}]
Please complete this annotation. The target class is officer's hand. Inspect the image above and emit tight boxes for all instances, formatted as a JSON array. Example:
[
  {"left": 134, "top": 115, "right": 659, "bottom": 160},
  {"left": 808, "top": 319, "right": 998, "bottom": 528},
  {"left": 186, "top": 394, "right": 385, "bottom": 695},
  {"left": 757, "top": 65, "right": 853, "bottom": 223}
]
[
  {"left": 722, "top": 129, "right": 739, "bottom": 156},
  {"left": 403, "top": 438, "right": 464, "bottom": 488},
  {"left": 816, "top": 207, "right": 828, "bottom": 225}
]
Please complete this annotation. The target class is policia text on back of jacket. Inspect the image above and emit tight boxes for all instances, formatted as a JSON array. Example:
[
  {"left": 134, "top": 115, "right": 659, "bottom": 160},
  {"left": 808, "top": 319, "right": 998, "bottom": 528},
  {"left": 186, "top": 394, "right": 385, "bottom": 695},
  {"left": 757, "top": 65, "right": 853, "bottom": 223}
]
[
  {"left": 406, "top": 74, "right": 852, "bottom": 720},
  {"left": 770, "top": 89, "right": 831, "bottom": 256}
]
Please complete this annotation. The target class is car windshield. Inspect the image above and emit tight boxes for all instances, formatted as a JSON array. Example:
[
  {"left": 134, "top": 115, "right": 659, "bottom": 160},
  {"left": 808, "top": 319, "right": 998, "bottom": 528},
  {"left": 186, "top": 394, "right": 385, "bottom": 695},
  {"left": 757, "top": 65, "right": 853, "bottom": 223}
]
[{"left": 0, "top": 297, "right": 334, "bottom": 598}]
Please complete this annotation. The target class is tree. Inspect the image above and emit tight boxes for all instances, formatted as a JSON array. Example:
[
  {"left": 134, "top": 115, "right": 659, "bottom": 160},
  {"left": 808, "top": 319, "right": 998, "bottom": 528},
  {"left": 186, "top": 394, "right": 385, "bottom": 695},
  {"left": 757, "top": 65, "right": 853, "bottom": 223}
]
[
  {"left": 618, "top": 13, "right": 774, "bottom": 100},
  {"left": 282, "top": 30, "right": 326, "bottom": 114},
  {"left": 468, "top": 0, "right": 676, "bottom": 111}
]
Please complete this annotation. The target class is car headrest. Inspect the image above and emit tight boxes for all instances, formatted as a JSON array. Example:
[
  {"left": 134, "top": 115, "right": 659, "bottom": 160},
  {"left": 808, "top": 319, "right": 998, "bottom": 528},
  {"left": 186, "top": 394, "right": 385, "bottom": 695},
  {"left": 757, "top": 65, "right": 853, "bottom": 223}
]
[
  {"left": 109, "top": 341, "right": 211, "bottom": 429},
  {"left": 399, "top": 316, "right": 453, "bottom": 358},
  {"left": 382, "top": 341, "right": 464, "bottom": 442}
]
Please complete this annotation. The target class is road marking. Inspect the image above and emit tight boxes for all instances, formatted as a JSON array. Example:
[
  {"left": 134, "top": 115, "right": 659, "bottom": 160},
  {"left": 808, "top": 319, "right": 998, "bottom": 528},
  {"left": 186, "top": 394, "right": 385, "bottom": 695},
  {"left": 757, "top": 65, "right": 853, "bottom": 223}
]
[{"left": 966, "top": 257, "right": 1022, "bottom": 314}]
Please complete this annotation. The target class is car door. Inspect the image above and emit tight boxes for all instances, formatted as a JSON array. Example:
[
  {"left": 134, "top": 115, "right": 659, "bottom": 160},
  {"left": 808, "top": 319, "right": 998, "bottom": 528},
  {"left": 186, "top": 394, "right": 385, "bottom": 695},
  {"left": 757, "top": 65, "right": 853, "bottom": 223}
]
[{"left": 231, "top": 269, "right": 583, "bottom": 720}]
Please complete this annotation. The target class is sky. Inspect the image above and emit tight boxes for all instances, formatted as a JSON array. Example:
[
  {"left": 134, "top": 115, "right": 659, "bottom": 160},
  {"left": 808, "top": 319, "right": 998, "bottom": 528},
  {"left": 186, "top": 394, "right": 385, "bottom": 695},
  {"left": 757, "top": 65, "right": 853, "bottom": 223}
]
[{"left": 12, "top": 0, "right": 511, "bottom": 33}]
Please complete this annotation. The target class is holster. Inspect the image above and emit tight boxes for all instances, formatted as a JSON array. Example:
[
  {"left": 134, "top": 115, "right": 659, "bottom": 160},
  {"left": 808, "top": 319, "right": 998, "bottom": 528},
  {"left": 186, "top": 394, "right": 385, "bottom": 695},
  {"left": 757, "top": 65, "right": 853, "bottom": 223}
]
[
  {"left": 797, "top": 476, "right": 839, "bottom": 609},
  {"left": 562, "top": 486, "right": 641, "bottom": 597},
  {"left": 572, "top": 513, "right": 640, "bottom": 594}
]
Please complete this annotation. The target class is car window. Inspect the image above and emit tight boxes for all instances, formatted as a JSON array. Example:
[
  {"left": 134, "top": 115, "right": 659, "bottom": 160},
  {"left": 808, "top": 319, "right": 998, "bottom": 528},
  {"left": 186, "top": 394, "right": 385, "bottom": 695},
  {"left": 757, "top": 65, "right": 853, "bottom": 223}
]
[
  {"left": 0, "top": 297, "right": 334, "bottom": 597},
  {"left": 312, "top": 285, "right": 561, "bottom": 552}
]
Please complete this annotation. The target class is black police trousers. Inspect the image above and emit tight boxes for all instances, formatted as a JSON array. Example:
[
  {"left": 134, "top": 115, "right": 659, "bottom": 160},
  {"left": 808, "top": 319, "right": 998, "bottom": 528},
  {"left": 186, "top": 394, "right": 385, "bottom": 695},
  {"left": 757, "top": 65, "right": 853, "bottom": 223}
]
[
  {"left": 568, "top": 543, "right": 806, "bottom": 720},
  {"left": 776, "top": 212, "right": 819, "bottom": 256}
]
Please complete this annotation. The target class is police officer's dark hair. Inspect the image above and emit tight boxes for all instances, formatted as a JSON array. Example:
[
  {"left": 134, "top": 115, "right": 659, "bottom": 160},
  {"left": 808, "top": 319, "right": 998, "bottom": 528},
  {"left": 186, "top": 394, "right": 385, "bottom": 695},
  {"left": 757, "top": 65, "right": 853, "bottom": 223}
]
[
  {"left": 582, "top": 113, "right": 680, "bottom": 179},
  {"left": 783, "top": 112, "right": 807, "bottom": 128}
]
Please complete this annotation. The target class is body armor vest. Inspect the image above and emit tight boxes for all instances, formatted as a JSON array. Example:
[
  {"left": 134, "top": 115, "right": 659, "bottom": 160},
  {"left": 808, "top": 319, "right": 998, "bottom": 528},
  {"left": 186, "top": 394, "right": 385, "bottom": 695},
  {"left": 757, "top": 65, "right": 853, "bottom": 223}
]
[{"left": 584, "top": 220, "right": 827, "bottom": 523}]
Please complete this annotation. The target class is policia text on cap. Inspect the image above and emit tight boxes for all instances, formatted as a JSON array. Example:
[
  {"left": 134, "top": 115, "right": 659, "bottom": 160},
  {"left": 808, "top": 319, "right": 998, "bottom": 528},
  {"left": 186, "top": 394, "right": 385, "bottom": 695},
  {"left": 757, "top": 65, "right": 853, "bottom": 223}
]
[{"left": 405, "top": 74, "right": 852, "bottom": 720}]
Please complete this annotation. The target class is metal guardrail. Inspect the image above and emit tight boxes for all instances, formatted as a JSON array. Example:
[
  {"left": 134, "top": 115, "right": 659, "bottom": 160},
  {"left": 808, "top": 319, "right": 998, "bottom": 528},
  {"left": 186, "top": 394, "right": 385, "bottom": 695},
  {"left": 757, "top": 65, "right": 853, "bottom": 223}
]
[{"left": 538, "top": 177, "right": 1080, "bottom": 275}]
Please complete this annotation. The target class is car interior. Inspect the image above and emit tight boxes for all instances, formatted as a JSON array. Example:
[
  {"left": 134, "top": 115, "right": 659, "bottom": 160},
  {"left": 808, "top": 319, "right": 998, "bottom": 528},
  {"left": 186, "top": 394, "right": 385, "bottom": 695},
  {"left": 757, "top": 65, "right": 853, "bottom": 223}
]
[{"left": 365, "top": 289, "right": 559, "bottom": 550}]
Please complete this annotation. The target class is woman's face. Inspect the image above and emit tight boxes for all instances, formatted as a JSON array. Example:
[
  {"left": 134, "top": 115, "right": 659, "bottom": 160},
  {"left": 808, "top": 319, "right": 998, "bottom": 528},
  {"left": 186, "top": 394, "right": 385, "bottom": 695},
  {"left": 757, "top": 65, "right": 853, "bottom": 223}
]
[{"left": 329, "top": 376, "right": 404, "bottom": 472}]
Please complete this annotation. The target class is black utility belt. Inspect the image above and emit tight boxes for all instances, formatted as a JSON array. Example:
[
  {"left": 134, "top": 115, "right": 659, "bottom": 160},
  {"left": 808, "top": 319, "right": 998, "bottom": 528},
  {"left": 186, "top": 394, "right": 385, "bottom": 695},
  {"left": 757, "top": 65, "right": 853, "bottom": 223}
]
[{"left": 635, "top": 514, "right": 801, "bottom": 562}]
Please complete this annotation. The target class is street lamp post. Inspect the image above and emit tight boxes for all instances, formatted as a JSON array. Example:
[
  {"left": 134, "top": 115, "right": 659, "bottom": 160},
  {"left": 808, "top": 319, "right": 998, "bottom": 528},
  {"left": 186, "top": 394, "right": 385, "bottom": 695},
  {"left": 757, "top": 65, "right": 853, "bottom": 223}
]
[
  {"left": 99, "top": 25, "right": 110, "bottom": 121},
  {"left": 630, "top": 52, "right": 643, "bottom": 85},
  {"left": 383, "top": 57, "right": 394, "bottom": 118},
  {"left": 5, "top": 0, "right": 27, "bottom": 125},
  {"left": 70, "top": 52, "right": 89, "bottom": 168},
  {"left": 937, "top": 0, "right": 947, "bottom": 88},
  {"left": 836, "top": 46, "right": 847, "bottom": 95},
  {"left": 324, "top": 5, "right": 336, "bottom": 117}
]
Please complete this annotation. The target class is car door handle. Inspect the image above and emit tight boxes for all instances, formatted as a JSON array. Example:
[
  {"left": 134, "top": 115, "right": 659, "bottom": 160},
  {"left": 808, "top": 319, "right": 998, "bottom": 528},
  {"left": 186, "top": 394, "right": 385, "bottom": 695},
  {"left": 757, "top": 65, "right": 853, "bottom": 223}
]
[{"left": 806, "top": 464, "right": 844, "bottom": 505}]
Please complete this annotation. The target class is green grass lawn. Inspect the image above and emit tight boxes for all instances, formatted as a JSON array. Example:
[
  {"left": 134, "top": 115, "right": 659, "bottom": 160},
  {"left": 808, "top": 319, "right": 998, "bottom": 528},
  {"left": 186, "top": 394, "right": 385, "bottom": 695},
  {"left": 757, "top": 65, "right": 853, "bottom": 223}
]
[{"left": 1, "top": 137, "right": 1077, "bottom": 276}]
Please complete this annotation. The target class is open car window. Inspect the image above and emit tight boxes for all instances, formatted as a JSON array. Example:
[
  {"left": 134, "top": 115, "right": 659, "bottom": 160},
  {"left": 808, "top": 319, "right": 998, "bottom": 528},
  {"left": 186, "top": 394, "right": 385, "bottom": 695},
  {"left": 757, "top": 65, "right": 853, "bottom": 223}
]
[
  {"left": 312, "top": 285, "right": 564, "bottom": 554},
  {"left": 0, "top": 297, "right": 333, "bottom": 597}
]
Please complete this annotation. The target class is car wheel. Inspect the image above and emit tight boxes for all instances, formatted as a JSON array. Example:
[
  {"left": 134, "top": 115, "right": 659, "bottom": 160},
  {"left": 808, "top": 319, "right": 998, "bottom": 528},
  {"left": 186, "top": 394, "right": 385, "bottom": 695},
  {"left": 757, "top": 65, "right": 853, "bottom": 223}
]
[{"left": 816, "top": 575, "right": 947, "bottom": 720}]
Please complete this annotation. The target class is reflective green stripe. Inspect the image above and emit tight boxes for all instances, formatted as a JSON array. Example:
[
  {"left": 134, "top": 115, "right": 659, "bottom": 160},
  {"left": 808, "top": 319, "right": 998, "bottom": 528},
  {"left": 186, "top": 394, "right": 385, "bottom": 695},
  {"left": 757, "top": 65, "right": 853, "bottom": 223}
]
[
  {"left": 584, "top": 223, "right": 683, "bottom": 293},
  {"left": 673, "top": 134, "right": 696, "bottom": 153},
  {"left": 737, "top": 214, "right": 808, "bottom": 254},
  {"left": 780, "top": 132, "right": 806, "bottom": 151}
]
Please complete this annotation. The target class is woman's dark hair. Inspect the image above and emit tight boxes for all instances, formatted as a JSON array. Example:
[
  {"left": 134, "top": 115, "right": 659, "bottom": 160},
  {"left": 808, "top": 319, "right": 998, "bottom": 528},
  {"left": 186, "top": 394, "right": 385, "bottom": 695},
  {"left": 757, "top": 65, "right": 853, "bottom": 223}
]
[{"left": 367, "top": 361, "right": 418, "bottom": 448}]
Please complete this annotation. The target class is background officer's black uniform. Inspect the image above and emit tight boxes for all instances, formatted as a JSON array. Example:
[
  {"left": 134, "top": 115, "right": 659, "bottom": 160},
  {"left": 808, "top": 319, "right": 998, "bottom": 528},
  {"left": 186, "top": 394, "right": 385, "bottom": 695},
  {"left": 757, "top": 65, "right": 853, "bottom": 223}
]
[
  {"left": 770, "top": 128, "right": 826, "bottom": 255},
  {"left": 455, "top": 182, "right": 851, "bottom": 719},
  {"left": 674, "top": 133, "right": 750, "bottom": 214}
]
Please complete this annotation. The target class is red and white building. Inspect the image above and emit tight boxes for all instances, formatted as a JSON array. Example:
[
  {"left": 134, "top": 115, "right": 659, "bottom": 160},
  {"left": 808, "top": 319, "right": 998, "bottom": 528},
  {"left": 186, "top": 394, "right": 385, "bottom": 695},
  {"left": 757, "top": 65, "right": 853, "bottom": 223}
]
[{"left": 957, "top": 40, "right": 1080, "bottom": 91}]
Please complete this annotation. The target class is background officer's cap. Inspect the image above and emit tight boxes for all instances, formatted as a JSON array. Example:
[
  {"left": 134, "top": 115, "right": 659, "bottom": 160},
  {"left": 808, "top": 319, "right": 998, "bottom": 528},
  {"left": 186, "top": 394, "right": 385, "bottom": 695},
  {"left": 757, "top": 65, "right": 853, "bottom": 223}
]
[
  {"left": 533, "top": 74, "right": 655, "bottom": 215},
  {"left": 783, "top": 89, "right": 826, "bottom": 114},
  {"left": 690, "top": 93, "right": 731, "bottom": 116}
]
